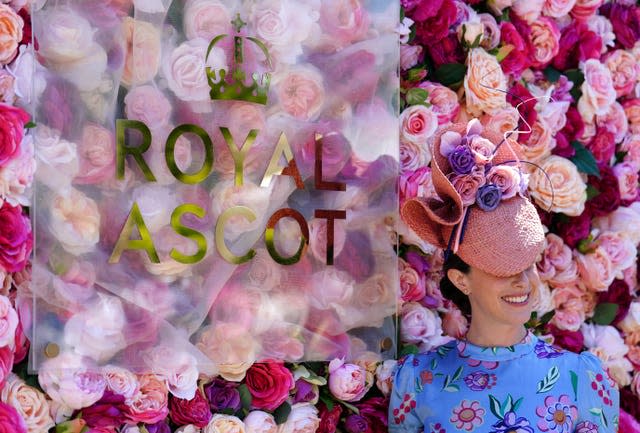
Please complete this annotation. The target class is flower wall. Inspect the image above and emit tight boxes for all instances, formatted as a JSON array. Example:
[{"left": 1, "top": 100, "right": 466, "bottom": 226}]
[{"left": 0, "top": 0, "right": 640, "bottom": 433}]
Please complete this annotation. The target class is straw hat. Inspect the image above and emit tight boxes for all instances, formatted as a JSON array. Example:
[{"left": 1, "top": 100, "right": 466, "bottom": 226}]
[{"left": 401, "top": 121, "right": 545, "bottom": 277}]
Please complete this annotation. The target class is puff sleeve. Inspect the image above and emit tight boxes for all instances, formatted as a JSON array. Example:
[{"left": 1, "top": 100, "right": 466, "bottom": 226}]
[
  {"left": 389, "top": 355, "right": 423, "bottom": 433},
  {"left": 574, "top": 352, "right": 619, "bottom": 433}
]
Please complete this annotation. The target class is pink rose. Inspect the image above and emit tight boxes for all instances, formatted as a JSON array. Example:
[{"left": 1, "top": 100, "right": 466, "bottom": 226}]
[
  {"left": 512, "top": 0, "right": 544, "bottom": 22},
  {"left": 451, "top": 167, "right": 486, "bottom": 206},
  {"left": 499, "top": 21, "right": 530, "bottom": 77},
  {"left": 0, "top": 202, "right": 30, "bottom": 273},
  {"left": 595, "top": 101, "right": 628, "bottom": 144},
  {"left": 124, "top": 86, "right": 172, "bottom": 130},
  {"left": 605, "top": 49, "right": 639, "bottom": 98},
  {"left": 400, "top": 104, "right": 438, "bottom": 147},
  {"left": 597, "top": 231, "right": 636, "bottom": 279},
  {"left": 480, "top": 106, "right": 519, "bottom": 137},
  {"left": 529, "top": 17, "right": 560, "bottom": 68},
  {"left": 308, "top": 268, "right": 353, "bottom": 311},
  {"left": 613, "top": 162, "right": 639, "bottom": 202},
  {"left": 197, "top": 324, "right": 257, "bottom": 381},
  {"left": 0, "top": 401, "right": 26, "bottom": 433},
  {"left": 244, "top": 411, "right": 277, "bottom": 433},
  {"left": 49, "top": 188, "right": 100, "bottom": 255},
  {"left": 486, "top": 165, "right": 522, "bottom": 199},
  {"left": 399, "top": 258, "right": 425, "bottom": 303},
  {"left": 570, "top": 0, "right": 604, "bottom": 21},
  {"left": 400, "top": 302, "right": 444, "bottom": 347},
  {"left": 318, "top": 0, "right": 369, "bottom": 50},
  {"left": 623, "top": 99, "right": 640, "bottom": 135},
  {"left": 184, "top": 0, "right": 232, "bottom": 40},
  {"left": 542, "top": 0, "right": 577, "bottom": 17},
  {"left": 125, "top": 374, "right": 169, "bottom": 424},
  {"left": 620, "top": 134, "right": 640, "bottom": 170},
  {"left": 0, "top": 70, "right": 14, "bottom": 104},
  {"left": 0, "top": 295, "right": 17, "bottom": 349},
  {"left": 278, "top": 403, "right": 320, "bottom": 433},
  {"left": 529, "top": 155, "right": 587, "bottom": 216},
  {"left": 73, "top": 123, "right": 115, "bottom": 185},
  {"left": 144, "top": 347, "right": 198, "bottom": 400},
  {"left": 419, "top": 81, "right": 460, "bottom": 125},
  {"left": 1, "top": 373, "right": 54, "bottom": 433},
  {"left": 245, "top": 361, "right": 294, "bottom": 411},
  {"left": 587, "top": 16, "right": 615, "bottom": 53},
  {"left": 121, "top": 17, "right": 161, "bottom": 86},
  {"left": 468, "top": 136, "right": 495, "bottom": 165},
  {"left": 578, "top": 60, "right": 616, "bottom": 122},
  {"left": 400, "top": 45, "right": 423, "bottom": 71},
  {"left": 400, "top": 140, "right": 430, "bottom": 173},
  {"left": 442, "top": 307, "right": 469, "bottom": 339},
  {"left": 328, "top": 359, "right": 367, "bottom": 402},
  {"left": 479, "top": 13, "right": 501, "bottom": 50},
  {"left": 309, "top": 217, "right": 347, "bottom": 266},
  {"left": 0, "top": 5, "right": 22, "bottom": 65},
  {"left": 399, "top": 166, "right": 435, "bottom": 205},
  {"left": 576, "top": 247, "right": 615, "bottom": 292},
  {"left": 0, "top": 103, "right": 28, "bottom": 168},
  {"left": 464, "top": 48, "right": 507, "bottom": 116},
  {"left": 586, "top": 128, "right": 615, "bottom": 165},
  {"left": 537, "top": 233, "right": 572, "bottom": 282},
  {"left": 593, "top": 203, "right": 640, "bottom": 245},
  {"left": 103, "top": 366, "right": 139, "bottom": 399},
  {"left": 551, "top": 285, "right": 587, "bottom": 331},
  {"left": 274, "top": 66, "right": 325, "bottom": 121},
  {"left": 0, "top": 346, "right": 13, "bottom": 391}
]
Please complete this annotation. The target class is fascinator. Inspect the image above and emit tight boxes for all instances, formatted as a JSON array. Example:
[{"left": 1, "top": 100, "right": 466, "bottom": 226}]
[{"left": 401, "top": 119, "right": 545, "bottom": 277}]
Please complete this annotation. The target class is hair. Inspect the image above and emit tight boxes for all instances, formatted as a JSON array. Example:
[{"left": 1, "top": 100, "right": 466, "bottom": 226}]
[{"left": 440, "top": 253, "right": 472, "bottom": 317}]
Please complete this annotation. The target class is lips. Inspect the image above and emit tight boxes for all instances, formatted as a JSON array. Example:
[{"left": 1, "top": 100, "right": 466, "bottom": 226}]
[{"left": 502, "top": 294, "right": 530, "bottom": 305}]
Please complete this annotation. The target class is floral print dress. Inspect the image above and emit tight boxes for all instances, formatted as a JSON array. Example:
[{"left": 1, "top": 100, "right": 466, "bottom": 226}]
[{"left": 389, "top": 333, "right": 619, "bottom": 433}]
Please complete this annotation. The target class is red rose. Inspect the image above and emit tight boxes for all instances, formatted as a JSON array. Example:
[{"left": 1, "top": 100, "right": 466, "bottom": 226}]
[
  {"left": 426, "top": 33, "right": 465, "bottom": 68},
  {"left": 553, "top": 22, "right": 602, "bottom": 70},
  {"left": 245, "top": 361, "right": 294, "bottom": 411},
  {"left": 554, "top": 212, "right": 591, "bottom": 248},
  {"left": 169, "top": 389, "right": 212, "bottom": 428},
  {"left": 585, "top": 164, "right": 621, "bottom": 217},
  {"left": 318, "top": 402, "right": 343, "bottom": 433},
  {"left": 587, "top": 128, "right": 616, "bottom": 164},
  {"left": 500, "top": 21, "right": 530, "bottom": 77},
  {"left": 507, "top": 83, "right": 537, "bottom": 142},
  {"left": 0, "top": 203, "right": 31, "bottom": 273},
  {"left": 546, "top": 324, "right": 584, "bottom": 353},
  {"left": 81, "top": 391, "right": 128, "bottom": 429},
  {"left": 600, "top": 3, "right": 640, "bottom": 49},
  {"left": 0, "top": 103, "right": 29, "bottom": 168},
  {"left": 411, "top": 0, "right": 443, "bottom": 21},
  {"left": 414, "top": 0, "right": 456, "bottom": 44},
  {"left": 598, "top": 279, "right": 632, "bottom": 325},
  {"left": 355, "top": 397, "right": 388, "bottom": 433}
]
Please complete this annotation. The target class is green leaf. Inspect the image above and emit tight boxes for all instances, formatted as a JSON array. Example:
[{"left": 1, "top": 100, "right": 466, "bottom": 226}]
[
  {"left": 537, "top": 366, "right": 560, "bottom": 393},
  {"left": 570, "top": 370, "right": 579, "bottom": 401},
  {"left": 238, "top": 384, "right": 253, "bottom": 411},
  {"left": 274, "top": 402, "right": 292, "bottom": 425},
  {"left": 489, "top": 395, "right": 503, "bottom": 419},
  {"left": 407, "top": 67, "right": 427, "bottom": 82},
  {"left": 405, "top": 88, "right": 429, "bottom": 106},
  {"left": 539, "top": 310, "right": 556, "bottom": 326},
  {"left": 24, "top": 121, "right": 36, "bottom": 129},
  {"left": 592, "top": 303, "right": 618, "bottom": 325},
  {"left": 513, "top": 397, "right": 524, "bottom": 412},
  {"left": 400, "top": 345, "right": 420, "bottom": 357},
  {"left": 586, "top": 185, "right": 601, "bottom": 200},
  {"left": 434, "top": 63, "right": 466, "bottom": 88},
  {"left": 320, "top": 394, "right": 334, "bottom": 411},
  {"left": 570, "top": 141, "right": 600, "bottom": 178},
  {"left": 444, "top": 384, "right": 460, "bottom": 392},
  {"left": 502, "top": 394, "right": 513, "bottom": 414},
  {"left": 140, "top": 427, "right": 150, "bottom": 433},
  {"left": 544, "top": 66, "right": 562, "bottom": 83},
  {"left": 565, "top": 69, "right": 585, "bottom": 100},
  {"left": 451, "top": 366, "right": 463, "bottom": 383},
  {"left": 430, "top": 359, "right": 438, "bottom": 370},
  {"left": 615, "top": 151, "right": 628, "bottom": 163},
  {"left": 340, "top": 400, "right": 360, "bottom": 414},
  {"left": 56, "top": 420, "right": 88, "bottom": 433}
]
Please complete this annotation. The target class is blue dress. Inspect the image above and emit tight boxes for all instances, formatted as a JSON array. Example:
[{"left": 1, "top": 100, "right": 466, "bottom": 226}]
[{"left": 389, "top": 332, "right": 619, "bottom": 433}]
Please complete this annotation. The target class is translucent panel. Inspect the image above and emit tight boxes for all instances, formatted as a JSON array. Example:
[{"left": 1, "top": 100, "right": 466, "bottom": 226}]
[{"left": 31, "top": 0, "right": 399, "bottom": 371}]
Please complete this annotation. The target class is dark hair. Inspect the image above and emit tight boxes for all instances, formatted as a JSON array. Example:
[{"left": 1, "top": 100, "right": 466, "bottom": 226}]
[{"left": 440, "top": 253, "right": 472, "bottom": 317}]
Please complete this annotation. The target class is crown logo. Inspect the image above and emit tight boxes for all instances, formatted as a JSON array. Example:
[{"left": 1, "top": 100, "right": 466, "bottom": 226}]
[{"left": 206, "top": 14, "right": 272, "bottom": 105}]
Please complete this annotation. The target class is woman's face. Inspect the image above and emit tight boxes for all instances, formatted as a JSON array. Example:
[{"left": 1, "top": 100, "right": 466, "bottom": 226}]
[{"left": 453, "top": 265, "right": 536, "bottom": 330}]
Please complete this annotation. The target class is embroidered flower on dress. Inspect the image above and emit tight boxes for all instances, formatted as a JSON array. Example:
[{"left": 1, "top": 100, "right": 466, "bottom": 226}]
[
  {"left": 450, "top": 400, "right": 485, "bottom": 431},
  {"left": 534, "top": 341, "right": 565, "bottom": 359},
  {"left": 574, "top": 420, "right": 599, "bottom": 433},
  {"left": 463, "top": 371, "right": 497, "bottom": 391},
  {"left": 420, "top": 370, "right": 433, "bottom": 385},
  {"left": 535, "top": 395, "right": 578, "bottom": 433},
  {"left": 490, "top": 411, "right": 534, "bottom": 433},
  {"left": 392, "top": 392, "right": 417, "bottom": 425},
  {"left": 430, "top": 422, "right": 446, "bottom": 433},
  {"left": 587, "top": 370, "right": 614, "bottom": 407}
]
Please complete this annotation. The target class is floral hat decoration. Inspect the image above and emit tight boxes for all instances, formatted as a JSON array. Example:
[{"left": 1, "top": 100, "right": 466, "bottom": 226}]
[{"left": 401, "top": 119, "right": 545, "bottom": 277}]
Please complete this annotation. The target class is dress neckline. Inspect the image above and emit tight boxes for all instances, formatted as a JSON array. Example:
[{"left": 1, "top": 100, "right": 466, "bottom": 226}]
[{"left": 454, "top": 330, "right": 538, "bottom": 361}]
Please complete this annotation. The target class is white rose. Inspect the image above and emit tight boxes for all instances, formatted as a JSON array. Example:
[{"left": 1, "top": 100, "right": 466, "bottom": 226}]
[
  {"left": 144, "top": 347, "right": 199, "bottom": 400},
  {"left": 276, "top": 403, "right": 319, "bottom": 433},
  {"left": 244, "top": 411, "right": 277, "bottom": 433},
  {"left": 1, "top": 373, "right": 54, "bottom": 433}
]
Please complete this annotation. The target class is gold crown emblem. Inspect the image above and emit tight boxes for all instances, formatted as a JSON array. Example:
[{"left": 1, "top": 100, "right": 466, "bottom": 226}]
[{"left": 206, "top": 14, "right": 272, "bottom": 105}]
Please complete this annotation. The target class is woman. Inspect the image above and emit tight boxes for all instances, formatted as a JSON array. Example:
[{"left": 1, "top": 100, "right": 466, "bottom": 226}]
[{"left": 390, "top": 120, "right": 619, "bottom": 433}]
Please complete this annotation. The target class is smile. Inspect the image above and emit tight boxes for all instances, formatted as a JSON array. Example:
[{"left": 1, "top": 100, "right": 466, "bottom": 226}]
[{"left": 502, "top": 294, "right": 530, "bottom": 305}]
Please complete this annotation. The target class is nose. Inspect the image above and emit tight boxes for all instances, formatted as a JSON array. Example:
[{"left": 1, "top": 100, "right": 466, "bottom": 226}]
[{"left": 512, "top": 270, "right": 529, "bottom": 289}]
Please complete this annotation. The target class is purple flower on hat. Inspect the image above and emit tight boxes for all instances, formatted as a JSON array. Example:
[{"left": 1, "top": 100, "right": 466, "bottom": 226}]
[
  {"left": 476, "top": 184, "right": 502, "bottom": 211},
  {"left": 449, "top": 145, "right": 476, "bottom": 175}
]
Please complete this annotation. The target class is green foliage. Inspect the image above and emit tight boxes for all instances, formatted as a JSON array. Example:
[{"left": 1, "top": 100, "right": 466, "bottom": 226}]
[
  {"left": 592, "top": 303, "right": 618, "bottom": 326},
  {"left": 570, "top": 141, "right": 600, "bottom": 177}
]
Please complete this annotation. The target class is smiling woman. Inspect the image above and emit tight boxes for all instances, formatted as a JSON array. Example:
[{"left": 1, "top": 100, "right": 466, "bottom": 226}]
[{"left": 390, "top": 120, "right": 620, "bottom": 433}]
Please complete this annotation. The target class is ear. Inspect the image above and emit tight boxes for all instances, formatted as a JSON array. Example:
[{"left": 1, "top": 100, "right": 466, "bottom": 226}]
[{"left": 447, "top": 268, "right": 471, "bottom": 295}]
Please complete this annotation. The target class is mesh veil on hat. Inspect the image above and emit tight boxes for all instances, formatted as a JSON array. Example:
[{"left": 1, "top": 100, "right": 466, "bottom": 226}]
[{"left": 401, "top": 122, "right": 545, "bottom": 277}]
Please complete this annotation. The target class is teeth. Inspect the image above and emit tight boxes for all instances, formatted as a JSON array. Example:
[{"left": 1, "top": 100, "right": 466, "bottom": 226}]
[{"left": 503, "top": 294, "right": 529, "bottom": 304}]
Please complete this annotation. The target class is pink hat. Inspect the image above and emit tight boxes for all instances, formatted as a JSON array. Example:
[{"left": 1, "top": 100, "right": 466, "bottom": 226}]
[{"left": 401, "top": 120, "right": 545, "bottom": 277}]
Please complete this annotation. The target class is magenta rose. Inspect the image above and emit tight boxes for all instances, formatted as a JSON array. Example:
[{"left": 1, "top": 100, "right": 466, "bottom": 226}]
[
  {"left": 414, "top": 0, "right": 456, "bottom": 44},
  {"left": 553, "top": 106, "right": 583, "bottom": 158},
  {"left": 586, "top": 128, "right": 615, "bottom": 164},
  {"left": 0, "top": 401, "right": 26, "bottom": 433},
  {"left": 554, "top": 212, "right": 591, "bottom": 248},
  {"left": 585, "top": 164, "right": 621, "bottom": 217},
  {"left": 0, "top": 346, "right": 13, "bottom": 391},
  {"left": 355, "top": 397, "right": 388, "bottom": 433},
  {"left": 553, "top": 21, "right": 602, "bottom": 70},
  {"left": 427, "top": 33, "right": 465, "bottom": 68},
  {"left": 599, "top": 3, "right": 640, "bottom": 49},
  {"left": 318, "top": 402, "right": 342, "bottom": 433},
  {"left": 0, "top": 103, "right": 29, "bottom": 168},
  {"left": 406, "top": 0, "right": 443, "bottom": 21},
  {"left": 169, "top": 389, "right": 212, "bottom": 428},
  {"left": 546, "top": 324, "right": 584, "bottom": 353},
  {"left": 621, "top": 388, "right": 640, "bottom": 421},
  {"left": 507, "top": 83, "right": 537, "bottom": 142},
  {"left": 245, "top": 361, "right": 294, "bottom": 411},
  {"left": 598, "top": 279, "right": 632, "bottom": 325},
  {"left": 0, "top": 202, "right": 31, "bottom": 273},
  {"left": 500, "top": 21, "right": 530, "bottom": 77},
  {"left": 81, "top": 390, "right": 128, "bottom": 429}
]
